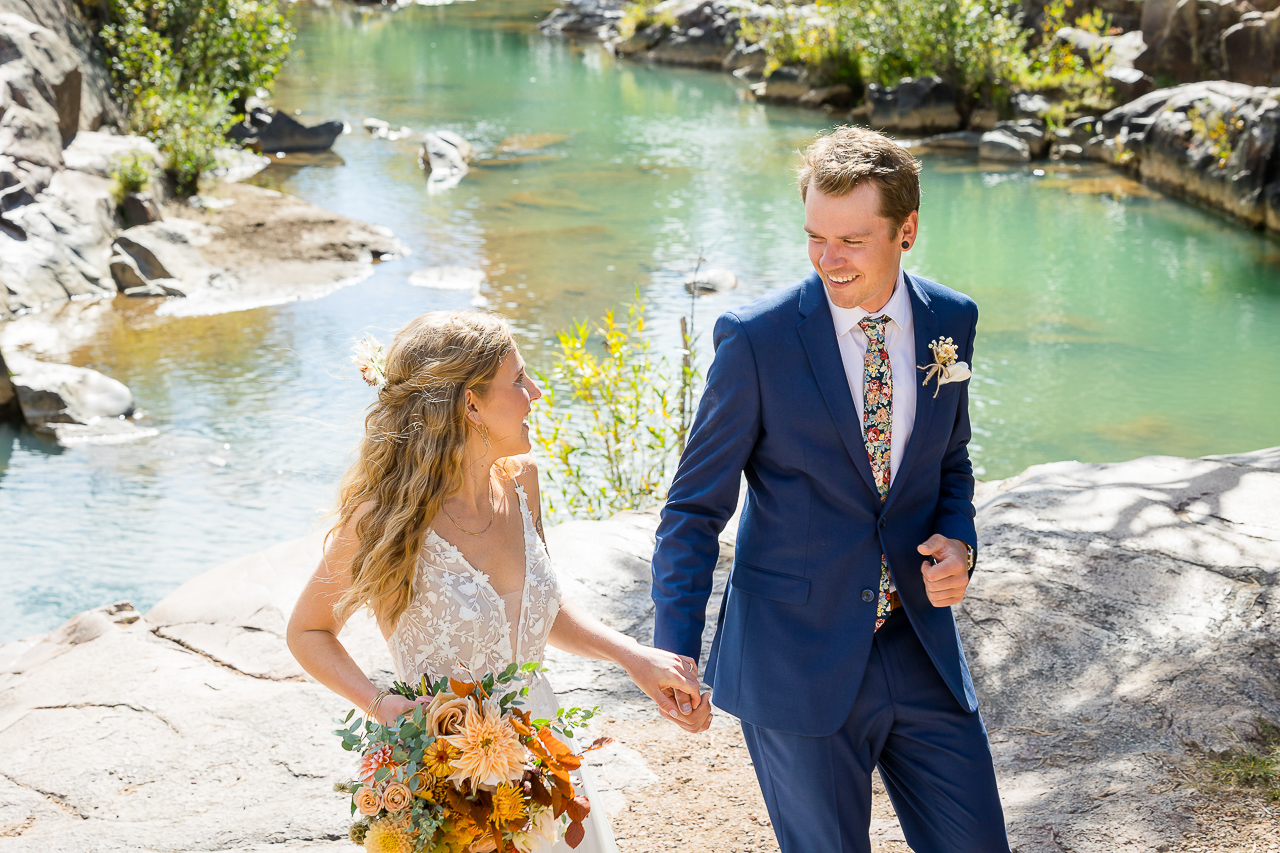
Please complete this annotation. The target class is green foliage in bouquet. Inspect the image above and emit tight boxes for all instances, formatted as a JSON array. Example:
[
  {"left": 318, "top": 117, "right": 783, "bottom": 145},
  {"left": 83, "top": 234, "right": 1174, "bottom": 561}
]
[{"left": 333, "top": 663, "right": 608, "bottom": 853}]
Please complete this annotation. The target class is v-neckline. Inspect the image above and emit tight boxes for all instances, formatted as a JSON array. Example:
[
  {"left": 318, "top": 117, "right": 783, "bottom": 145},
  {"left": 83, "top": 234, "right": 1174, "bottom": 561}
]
[{"left": 425, "top": 482, "right": 532, "bottom": 655}]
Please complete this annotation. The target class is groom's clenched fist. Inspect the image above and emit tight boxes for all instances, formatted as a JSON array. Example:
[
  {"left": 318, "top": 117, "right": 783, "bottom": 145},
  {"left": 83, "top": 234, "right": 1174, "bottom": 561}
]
[{"left": 917, "top": 534, "right": 972, "bottom": 607}]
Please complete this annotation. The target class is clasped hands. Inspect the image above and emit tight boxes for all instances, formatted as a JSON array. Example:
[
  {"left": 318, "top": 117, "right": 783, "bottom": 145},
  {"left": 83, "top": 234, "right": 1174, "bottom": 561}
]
[{"left": 622, "top": 644, "right": 712, "bottom": 733}]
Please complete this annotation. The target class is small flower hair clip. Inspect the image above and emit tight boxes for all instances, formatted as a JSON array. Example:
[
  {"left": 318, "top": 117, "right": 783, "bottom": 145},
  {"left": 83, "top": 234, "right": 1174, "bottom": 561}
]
[{"left": 352, "top": 334, "right": 388, "bottom": 390}]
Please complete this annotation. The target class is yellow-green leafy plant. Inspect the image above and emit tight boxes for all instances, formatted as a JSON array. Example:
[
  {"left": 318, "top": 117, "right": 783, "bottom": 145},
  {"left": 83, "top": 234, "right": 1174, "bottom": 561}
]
[
  {"left": 617, "top": 0, "right": 680, "bottom": 41},
  {"left": 1022, "top": 0, "right": 1115, "bottom": 125},
  {"left": 109, "top": 152, "right": 153, "bottom": 207},
  {"left": 739, "top": 1, "right": 859, "bottom": 86},
  {"left": 532, "top": 298, "right": 699, "bottom": 521},
  {"left": 1188, "top": 105, "right": 1237, "bottom": 169}
]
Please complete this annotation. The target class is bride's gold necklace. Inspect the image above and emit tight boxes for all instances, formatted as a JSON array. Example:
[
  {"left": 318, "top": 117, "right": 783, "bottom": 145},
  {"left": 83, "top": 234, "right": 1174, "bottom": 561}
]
[{"left": 443, "top": 475, "right": 497, "bottom": 536}]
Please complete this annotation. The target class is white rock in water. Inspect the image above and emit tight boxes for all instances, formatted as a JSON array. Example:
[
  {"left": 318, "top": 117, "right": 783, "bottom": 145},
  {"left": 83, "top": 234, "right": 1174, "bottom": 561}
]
[
  {"left": 420, "top": 131, "right": 471, "bottom": 192},
  {"left": 408, "top": 266, "right": 486, "bottom": 291},
  {"left": 684, "top": 267, "right": 738, "bottom": 295},
  {"left": 7, "top": 355, "right": 133, "bottom": 427}
]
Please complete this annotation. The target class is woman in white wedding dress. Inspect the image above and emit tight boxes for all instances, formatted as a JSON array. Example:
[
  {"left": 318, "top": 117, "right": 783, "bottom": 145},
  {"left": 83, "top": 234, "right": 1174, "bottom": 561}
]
[{"left": 287, "top": 311, "right": 710, "bottom": 852}]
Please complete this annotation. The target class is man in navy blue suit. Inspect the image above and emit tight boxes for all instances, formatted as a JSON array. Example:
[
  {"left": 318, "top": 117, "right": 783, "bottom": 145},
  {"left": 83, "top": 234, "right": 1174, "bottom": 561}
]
[{"left": 650, "top": 126, "right": 1009, "bottom": 852}]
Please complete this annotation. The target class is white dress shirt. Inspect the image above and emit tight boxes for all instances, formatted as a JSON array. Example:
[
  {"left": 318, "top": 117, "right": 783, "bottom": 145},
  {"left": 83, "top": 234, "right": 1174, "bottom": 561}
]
[{"left": 824, "top": 268, "right": 917, "bottom": 488}]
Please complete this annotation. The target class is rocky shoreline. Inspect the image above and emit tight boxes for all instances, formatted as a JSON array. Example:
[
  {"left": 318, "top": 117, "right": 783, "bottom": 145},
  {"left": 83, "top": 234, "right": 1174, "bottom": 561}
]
[
  {"left": 1, "top": 446, "right": 1277, "bottom": 850},
  {"left": 0, "top": 0, "right": 403, "bottom": 443},
  {"left": 542, "top": 0, "right": 1280, "bottom": 237}
]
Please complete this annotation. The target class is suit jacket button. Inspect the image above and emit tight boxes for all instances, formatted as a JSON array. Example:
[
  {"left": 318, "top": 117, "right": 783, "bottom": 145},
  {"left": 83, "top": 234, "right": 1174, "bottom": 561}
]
[
  {"left": 861, "top": 589, "right": 874, "bottom": 602},
  {"left": 878, "top": 518, "right": 886, "bottom": 529}
]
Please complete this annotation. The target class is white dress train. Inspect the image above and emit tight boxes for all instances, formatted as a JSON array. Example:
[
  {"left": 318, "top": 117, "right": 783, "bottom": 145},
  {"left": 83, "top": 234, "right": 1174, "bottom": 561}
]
[{"left": 386, "top": 482, "right": 617, "bottom": 853}]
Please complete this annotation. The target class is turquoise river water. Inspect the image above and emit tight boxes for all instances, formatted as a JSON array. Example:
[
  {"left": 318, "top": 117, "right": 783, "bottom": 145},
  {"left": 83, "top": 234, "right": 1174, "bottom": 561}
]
[{"left": 1, "top": 0, "right": 1278, "bottom": 641}]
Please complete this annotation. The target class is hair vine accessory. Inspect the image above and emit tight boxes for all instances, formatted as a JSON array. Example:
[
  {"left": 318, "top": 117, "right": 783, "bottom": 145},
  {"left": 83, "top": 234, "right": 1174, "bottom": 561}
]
[{"left": 352, "top": 334, "right": 388, "bottom": 390}]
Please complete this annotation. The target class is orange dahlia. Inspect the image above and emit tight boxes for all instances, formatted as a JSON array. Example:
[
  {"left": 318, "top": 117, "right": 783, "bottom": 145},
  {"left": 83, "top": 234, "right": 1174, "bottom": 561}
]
[
  {"left": 490, "top": 782, "right": 527, "bottom": 826},
  {"left": 446, "top": 705, "right": 528, "bottom": 788}
]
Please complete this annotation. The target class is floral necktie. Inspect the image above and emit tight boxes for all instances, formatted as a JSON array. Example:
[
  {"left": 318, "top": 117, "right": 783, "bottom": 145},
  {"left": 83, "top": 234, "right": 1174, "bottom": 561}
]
[{"left": 858, "top": 316, "right": 893, "bottom": 632}]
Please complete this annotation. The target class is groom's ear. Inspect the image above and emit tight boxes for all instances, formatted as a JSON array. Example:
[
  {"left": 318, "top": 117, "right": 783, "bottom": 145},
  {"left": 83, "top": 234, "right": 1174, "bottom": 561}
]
[{"left": 897, "top": 210, "right": 919, "bottom": 245}]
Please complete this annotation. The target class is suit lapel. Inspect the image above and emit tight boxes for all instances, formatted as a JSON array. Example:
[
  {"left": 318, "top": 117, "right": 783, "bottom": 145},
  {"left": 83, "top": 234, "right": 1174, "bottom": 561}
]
[
  {"left": 885, "top": 273, "right": 939, "bottom": 510},
  {"left": 796, "top": 274, "right": 880, "bottom": 499}
]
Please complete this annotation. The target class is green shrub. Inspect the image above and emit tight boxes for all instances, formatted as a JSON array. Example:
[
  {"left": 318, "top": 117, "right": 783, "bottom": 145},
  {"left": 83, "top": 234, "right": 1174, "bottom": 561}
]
[
  {"left": 93, "top": 0, "right": 294, "bottom": 195},
  {"left": 109, "top": 152, "right": 153, "bottom": 206},
  {"left": 531, "top": 298, "right": 699, "bottom": 521},
  {"left": 740, "top": 0, "right": 1027, "bottom": 110}
]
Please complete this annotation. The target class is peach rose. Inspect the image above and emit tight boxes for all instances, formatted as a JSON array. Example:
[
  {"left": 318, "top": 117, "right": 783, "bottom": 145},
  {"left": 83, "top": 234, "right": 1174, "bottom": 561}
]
[
  {"left": 381, "top": 782, "right": 412, "bottom": 813},
  {"left": 427, "top": 693, "right": 473, "bottom": 737},
  {"left": 355, "top": 784, "right": 382, "bottom": 816}
]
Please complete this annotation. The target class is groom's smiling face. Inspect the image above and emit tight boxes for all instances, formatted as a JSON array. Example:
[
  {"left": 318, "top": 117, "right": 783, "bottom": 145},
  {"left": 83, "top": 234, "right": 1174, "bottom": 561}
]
[{"left": 804, "top": 181, "right": 917, "bottom": 312}]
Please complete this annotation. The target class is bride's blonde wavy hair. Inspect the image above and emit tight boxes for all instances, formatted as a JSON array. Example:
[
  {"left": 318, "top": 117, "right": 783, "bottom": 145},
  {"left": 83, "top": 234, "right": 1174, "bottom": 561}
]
[{"left": 332, "top": 310, "right": 515, "bottom": 626}]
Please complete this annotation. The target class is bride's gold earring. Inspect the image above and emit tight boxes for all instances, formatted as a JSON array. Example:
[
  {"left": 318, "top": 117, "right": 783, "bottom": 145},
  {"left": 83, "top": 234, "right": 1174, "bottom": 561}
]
[{"left": 478, "top": 423, "right": 491, "bottom": 446}]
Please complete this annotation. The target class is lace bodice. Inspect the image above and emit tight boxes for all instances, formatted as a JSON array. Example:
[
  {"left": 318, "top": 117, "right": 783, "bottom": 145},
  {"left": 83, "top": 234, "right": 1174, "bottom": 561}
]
[{"left": 387, "top": 483, "right": 562, "bottom": 692}]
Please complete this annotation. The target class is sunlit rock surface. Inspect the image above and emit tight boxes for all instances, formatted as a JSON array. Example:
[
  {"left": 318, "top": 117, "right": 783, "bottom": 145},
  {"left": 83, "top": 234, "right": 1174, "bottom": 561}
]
[{"left": 0, "top": 448, "right": 1277, "bottom": 850}]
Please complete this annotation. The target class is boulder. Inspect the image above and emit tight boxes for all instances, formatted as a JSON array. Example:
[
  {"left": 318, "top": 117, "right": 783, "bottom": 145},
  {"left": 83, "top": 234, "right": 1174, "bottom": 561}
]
[
  {"left": 0, "top": 12, "right": 81, "bottom": 169},
  {"left": 994, "top": 119, "right": 1049, "bottom": 159},
  {"left": 979, "top": 129, "right": 1032, "bottom": 162},
  {"left": 6, "top": 354, "right": 132, "bottom": 430},
  {"left": 749, "top": 65, "right": 812, "bottom": 103},
  {"left": 419, "top": 131, "right": 470, "bottom": 191},
  {"left": 867, "top": 76, "right": 963, "bottom": 135},
  {"left": 227, "top": 107, "right": 346, "bottom": 154},
  {"left": 967, "top": 108, "right": 999, "bottom": 131},
  {"left": 798, "top": 83, "right": 855, "bottom": 109},
  {"left": 120, "top": 191, "right": 162, "bottom": 227},
  {"left": 683, "top": 267, "right": 737, "bottom": 295},
  {"left": 1088, "top": 81, "right": 1280, "bottom": 233},
  {"left": 722, "top": 39, "right": 766, "bottom": 78},
  {"left": 1105, "top": 64, "right": 1154, "bottom": 103},
  {"left": 539, "top": 0, "right": 626, "bottom": 38},
  {"left": 607, "top": 0, "right": 763, "bottom": 70},
  {"left": 1135, "top": 0, "right": 1245, "bottom": 84},
  {"left": 909, "top": 130, "right": 984, "bottom": 153},
  {"left": 0, "top": 347, "right": 19, "bottom": 423},
  {"left": 1011, "top": 90, "right": 1052, "bottom": 119},
  {"left": 0, "top": 0, "right": 121, "bottom": 131},
  {"left": 110, "top": 219, "right": 218, "bottom": 294},
  {"left": 1222, "top": 9, "right": 1280, "bottom": 87}
]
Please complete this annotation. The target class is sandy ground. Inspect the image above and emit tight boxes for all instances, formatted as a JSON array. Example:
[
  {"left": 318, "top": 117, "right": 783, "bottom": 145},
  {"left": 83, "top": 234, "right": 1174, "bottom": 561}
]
[
  {"left": 603, "top": 717, "right": 910, "bottom": 853},
  {"left": 601, "top": 717, "right": 1279, "bottom": 853}
]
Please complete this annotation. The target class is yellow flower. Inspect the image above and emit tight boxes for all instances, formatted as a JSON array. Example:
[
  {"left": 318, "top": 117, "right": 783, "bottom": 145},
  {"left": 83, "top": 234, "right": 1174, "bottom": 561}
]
[
  {"left": 364, "top": 817, "right": 414, "bottom": 853},
  {"left": 446, "top": 704, "right": 528, "bottom": 788},
  {"left": 424, "top": 738, "right": 462, "bottom": 778},
  {"left": 490, "top": 782, "right": 527, "bottom": 826}
]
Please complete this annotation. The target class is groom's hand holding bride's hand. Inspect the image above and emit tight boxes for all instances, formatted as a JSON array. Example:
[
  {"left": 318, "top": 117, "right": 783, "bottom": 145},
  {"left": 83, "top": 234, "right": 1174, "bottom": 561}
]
[
  {"left": 621, "top": 644, "right": 712, "bottom": 733},
  {"left": 918, "top": 534, "right": 971, "bottom": 607}
]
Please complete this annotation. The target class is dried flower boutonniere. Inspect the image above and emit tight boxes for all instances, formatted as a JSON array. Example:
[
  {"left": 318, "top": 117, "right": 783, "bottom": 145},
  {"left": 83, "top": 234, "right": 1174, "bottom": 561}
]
[{"left": 918, "top": 336, "right": 971, "bottom": 398}]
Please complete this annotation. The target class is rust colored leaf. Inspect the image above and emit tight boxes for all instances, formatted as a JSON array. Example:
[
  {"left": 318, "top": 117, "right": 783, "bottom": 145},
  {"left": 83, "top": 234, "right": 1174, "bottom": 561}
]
[
  {"left": 537, "top": 729, "right": 572, "bottom": 758},
  {"left": 558, "top": 754, "right": 583, "bottom": 770},
  {"left": 565, "top": 795, "right": 590, "bottom": 823},
  {"left": 584, "top": 736, "right": 615, "bottom": 752},
  {"left": 565, "top": 819, "right": 586, "bottom": 848},
  {"left": 449, "top": 678, "right": 476, "bottom": 698}
]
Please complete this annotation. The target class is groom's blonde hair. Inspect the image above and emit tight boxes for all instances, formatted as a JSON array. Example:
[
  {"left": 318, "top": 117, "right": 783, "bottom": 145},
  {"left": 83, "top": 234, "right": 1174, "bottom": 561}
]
[
  {"left": 798, "top": 126, "right": 921, "bottom": 230},
  {"left": 331, "top": 311, "right": 515, "bottom": 626}
]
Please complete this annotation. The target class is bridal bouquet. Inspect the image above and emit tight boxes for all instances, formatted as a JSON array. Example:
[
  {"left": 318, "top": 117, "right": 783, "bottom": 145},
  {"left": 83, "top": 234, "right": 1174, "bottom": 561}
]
[{"left": 333, "top": 663, "right": 608, "bottom": 853}]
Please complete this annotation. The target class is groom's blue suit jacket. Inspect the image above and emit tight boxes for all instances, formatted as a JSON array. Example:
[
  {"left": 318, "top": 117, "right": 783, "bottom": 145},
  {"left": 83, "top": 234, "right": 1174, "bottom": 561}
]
[{"left": 652, "top": 271, "right": 981, "bottom": 738}]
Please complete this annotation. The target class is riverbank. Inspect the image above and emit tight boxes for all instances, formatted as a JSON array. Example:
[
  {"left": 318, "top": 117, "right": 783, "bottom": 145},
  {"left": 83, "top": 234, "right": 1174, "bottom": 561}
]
[
  {"left": 541, "top": 0, "right": 1280, "bottom": 238},
  {"left": 1, "top": 446, "right": 1277, "bottom": 850},
  {"left": 0, "top": 2, "right": 400, "bottom": 322}
]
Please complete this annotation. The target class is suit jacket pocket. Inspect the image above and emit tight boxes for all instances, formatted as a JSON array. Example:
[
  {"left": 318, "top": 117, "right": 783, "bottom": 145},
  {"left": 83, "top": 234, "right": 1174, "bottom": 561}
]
[{"left": 730, "top": 562, "right": 810, "bottom": 606}]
